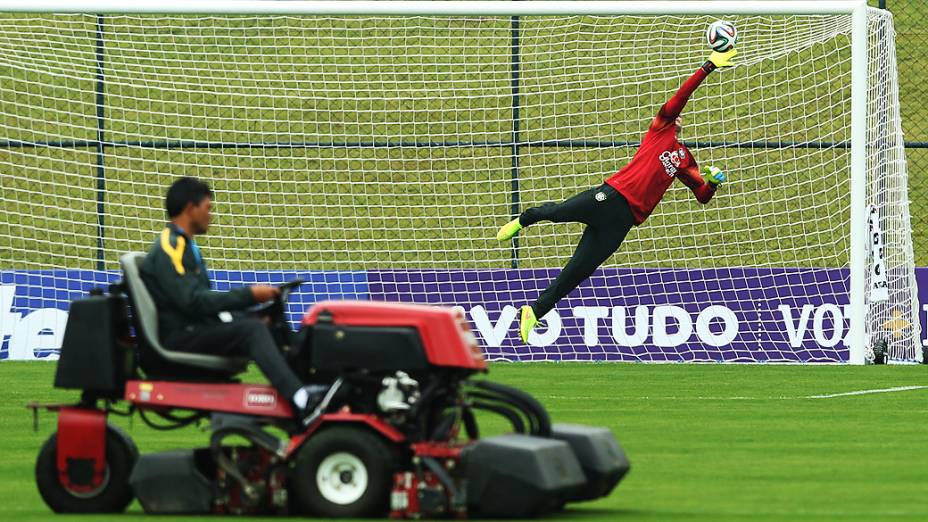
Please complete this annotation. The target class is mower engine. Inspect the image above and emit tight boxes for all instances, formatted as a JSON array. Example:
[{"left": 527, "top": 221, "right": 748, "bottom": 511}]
[{"left": 377, "top": 371, "right": 421, "bottom": 418}]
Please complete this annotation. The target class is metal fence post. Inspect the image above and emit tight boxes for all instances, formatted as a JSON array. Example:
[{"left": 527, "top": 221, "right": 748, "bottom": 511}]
[
  {"left": 510, "top": 14, "right": 522, "bottom": 269},
  {"left": 94, "top": 15, "right": 107, "bottom": 271}
]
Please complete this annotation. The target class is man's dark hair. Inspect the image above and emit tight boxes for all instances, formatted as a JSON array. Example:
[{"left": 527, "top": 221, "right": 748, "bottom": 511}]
[{"left": 165, "top": 177, "right": 213, "bottom": 217}]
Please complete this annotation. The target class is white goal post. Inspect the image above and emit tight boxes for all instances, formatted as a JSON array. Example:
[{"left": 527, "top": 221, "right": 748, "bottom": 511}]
[{"left": 0, "top": 1, "right": 919, "bottom": 364}]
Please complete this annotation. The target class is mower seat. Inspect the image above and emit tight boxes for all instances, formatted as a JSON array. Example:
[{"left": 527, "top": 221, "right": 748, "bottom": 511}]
[{"left": 119, "top": 252, "right": 248, "bottom": 377}]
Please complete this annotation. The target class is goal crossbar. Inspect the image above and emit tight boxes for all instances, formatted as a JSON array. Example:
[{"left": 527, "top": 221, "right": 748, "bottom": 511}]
[{"left": 0, "top": 0, "right": 868, "bottom": 16}]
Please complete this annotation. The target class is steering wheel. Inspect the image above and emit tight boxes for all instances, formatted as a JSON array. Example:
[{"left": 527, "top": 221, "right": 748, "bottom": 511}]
[
  {"left": 278, "top": 278, "right": 305, "bottom": 303},
  {"left": 254, "top": 278, "right": 306, "bottom": 351},
  {"left": 251, "top": 278, "right": 305, "bottom": 312}
]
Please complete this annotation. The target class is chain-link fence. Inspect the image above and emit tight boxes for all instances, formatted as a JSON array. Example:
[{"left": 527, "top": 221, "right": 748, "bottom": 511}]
[{"left": 880, "top": 1, "right": 928, "bottom": 265}]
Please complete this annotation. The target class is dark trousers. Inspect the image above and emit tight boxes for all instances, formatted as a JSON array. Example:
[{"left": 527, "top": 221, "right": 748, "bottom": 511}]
[
  {"left": 519, "top": 184, "right": 635, "bottom": 318},
  {"left": 165, "top": 318, "right": 304, "bottom": 400}
]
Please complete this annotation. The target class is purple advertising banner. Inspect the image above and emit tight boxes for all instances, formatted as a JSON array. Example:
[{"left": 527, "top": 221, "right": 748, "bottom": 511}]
[
  {"left": 4, "top": 266, "right": 925, "bottom": 363},
  {"left": 369, "top": 268, "right": 854, "bottom": 362}
]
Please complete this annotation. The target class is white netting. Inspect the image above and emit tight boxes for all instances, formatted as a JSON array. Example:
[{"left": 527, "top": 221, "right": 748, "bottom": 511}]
[
  {"left": 0, "top": 8, "right": 919, "bottom": 362},
  {"left": 865, "top": 10, "right": 919, "bottom": 363}
]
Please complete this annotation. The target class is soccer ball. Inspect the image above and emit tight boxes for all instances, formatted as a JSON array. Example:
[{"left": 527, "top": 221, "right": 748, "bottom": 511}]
[{"left": 706, "top": 20, "right": 737, "bottom": 52}]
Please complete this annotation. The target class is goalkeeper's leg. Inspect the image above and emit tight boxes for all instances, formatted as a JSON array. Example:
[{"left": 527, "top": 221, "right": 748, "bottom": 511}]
[
  {"left": 538, "top": 226, "right": 630, "bottom": 315},
  {"left": 519, "top": 187, "right": 634, "bottom": 342},
  {"left": 497, "top": 185, "right": 604, "bottom": 241},
  {"left": 520, "top": 226, "right": 629, "bottom": 342}
]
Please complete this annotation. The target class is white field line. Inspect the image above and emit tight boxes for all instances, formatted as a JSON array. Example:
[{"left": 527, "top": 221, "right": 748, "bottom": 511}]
[
  {"left": 539, "top": 386, "right": 928, "bottom": 401},
  {"left": 803, "top": 385, "right": 928, "bottom": 399}
]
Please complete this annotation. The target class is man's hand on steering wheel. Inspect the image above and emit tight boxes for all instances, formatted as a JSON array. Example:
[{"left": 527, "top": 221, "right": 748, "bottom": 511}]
[{"left": 250, "top": 285, "right": 281, "bottom": 303}]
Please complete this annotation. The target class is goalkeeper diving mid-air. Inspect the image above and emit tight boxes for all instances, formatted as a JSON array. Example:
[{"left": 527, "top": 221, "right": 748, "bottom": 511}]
[{"left": 497, "top": 48, "right": 737, "bottom": 343}]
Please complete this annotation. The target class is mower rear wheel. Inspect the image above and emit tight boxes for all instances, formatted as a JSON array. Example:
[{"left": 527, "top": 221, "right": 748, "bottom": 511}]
[
  {"left": 35, "top": 424, "right": 138, "bottom": 513},
  {"left": 290, "top": 426, "right": 397, "bottom": 518}
]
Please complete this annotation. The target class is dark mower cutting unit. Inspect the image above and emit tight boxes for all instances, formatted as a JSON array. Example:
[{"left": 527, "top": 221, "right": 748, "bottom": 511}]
[{"left": 31, "top": 252, "right": 630, "bottom": 518}]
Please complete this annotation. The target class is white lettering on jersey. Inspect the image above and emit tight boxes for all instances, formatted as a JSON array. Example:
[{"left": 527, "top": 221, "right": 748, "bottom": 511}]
[{"left": 659, "top": 147, "right": 686, "bottom": 177}]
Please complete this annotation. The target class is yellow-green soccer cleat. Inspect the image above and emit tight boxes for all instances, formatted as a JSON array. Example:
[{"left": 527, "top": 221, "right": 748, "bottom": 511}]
[
  {"left": 519, "top": 305, "right": 538, "bottom": 344},
  {"left": 496, "top": 218, "right": 523, "bottom": 242}
]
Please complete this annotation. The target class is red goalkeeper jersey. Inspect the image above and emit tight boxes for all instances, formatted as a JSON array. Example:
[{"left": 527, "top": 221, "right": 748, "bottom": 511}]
[{"left": 605, "top": 66, "right": 717, "bottom": 225}]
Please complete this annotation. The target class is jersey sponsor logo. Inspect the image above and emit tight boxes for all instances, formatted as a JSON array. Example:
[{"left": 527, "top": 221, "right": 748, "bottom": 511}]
[
  {"left": 659, "top": 147, "right": 688, "bottom": 177},
  {"left": 595, "top": 191, "right": 607, "bottom": 202}
]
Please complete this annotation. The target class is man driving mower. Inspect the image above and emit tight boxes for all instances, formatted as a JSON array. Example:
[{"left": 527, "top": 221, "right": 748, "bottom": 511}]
[{"left": 140, "top": 176, "right": 326, "bottom": 424}]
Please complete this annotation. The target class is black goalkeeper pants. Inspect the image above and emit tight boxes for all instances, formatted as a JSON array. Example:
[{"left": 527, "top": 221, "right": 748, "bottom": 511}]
[
  {"left": 165, "top": 318, "right": 304, "bottom": 400},
  {"left": 519, "top": 183, "right": 635, "bottom": 318}
]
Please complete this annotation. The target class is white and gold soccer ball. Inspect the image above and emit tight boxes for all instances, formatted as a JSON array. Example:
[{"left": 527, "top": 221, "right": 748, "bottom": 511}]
[{"left": 706, "top": 20, "right": 737, "bottom": 52}]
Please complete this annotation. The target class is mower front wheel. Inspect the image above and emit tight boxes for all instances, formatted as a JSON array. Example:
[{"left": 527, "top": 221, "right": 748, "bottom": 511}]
[
  {"left": 35, "top": 424, "right": 138, "bottom": 513},
  {"left": 290, "top": 426, "right": 397, "bottom": 518}
]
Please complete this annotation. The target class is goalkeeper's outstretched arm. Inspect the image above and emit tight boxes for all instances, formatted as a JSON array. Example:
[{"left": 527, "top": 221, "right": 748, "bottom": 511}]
[
  {"left": 650, "top": 49, "right": 737, "bottom": 131},
  {"left": 678, "top": 165, "right": 727, "bottom": 204}
]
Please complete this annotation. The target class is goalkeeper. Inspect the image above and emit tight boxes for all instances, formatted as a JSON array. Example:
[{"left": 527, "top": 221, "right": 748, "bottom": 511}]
[{"left": 497, "top": 49, "right": 736, "bottom": 343}]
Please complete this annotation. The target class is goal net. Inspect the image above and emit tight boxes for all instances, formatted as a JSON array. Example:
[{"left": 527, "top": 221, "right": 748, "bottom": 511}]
[{"left": 0, "top": 3, "right": 919, "bottom": 363}]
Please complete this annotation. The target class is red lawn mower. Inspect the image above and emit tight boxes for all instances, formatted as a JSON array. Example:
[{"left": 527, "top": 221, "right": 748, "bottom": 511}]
[{"left": 31, "top": 252, "right": 629, "bottom": 518}]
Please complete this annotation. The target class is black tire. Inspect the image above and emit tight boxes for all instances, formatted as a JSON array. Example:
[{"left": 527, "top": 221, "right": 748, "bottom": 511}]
[
  {"left": 290, "top": 426, "right": 397, "bottom": 518},
  {"left": 35, "top": 424, "right": 138, "bottom": 513}
]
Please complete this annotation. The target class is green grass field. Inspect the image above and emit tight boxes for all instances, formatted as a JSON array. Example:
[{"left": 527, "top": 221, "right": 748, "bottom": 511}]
[{"left": 3, "top": 361, "right": 928, "bottom": 521}]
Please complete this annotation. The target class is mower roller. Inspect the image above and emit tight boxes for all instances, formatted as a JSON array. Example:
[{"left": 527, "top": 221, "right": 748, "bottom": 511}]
[{"left": 31, "top": 252, "right": 630, "bottom": 518}]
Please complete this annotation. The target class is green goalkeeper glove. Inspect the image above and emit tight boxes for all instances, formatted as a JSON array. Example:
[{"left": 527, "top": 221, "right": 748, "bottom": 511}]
[
  {"left": 703, "top": 166, "right": 727, "bottom": 187},
  {"left": 707, "top": 48, "right": 737, "bottom": 69}
]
